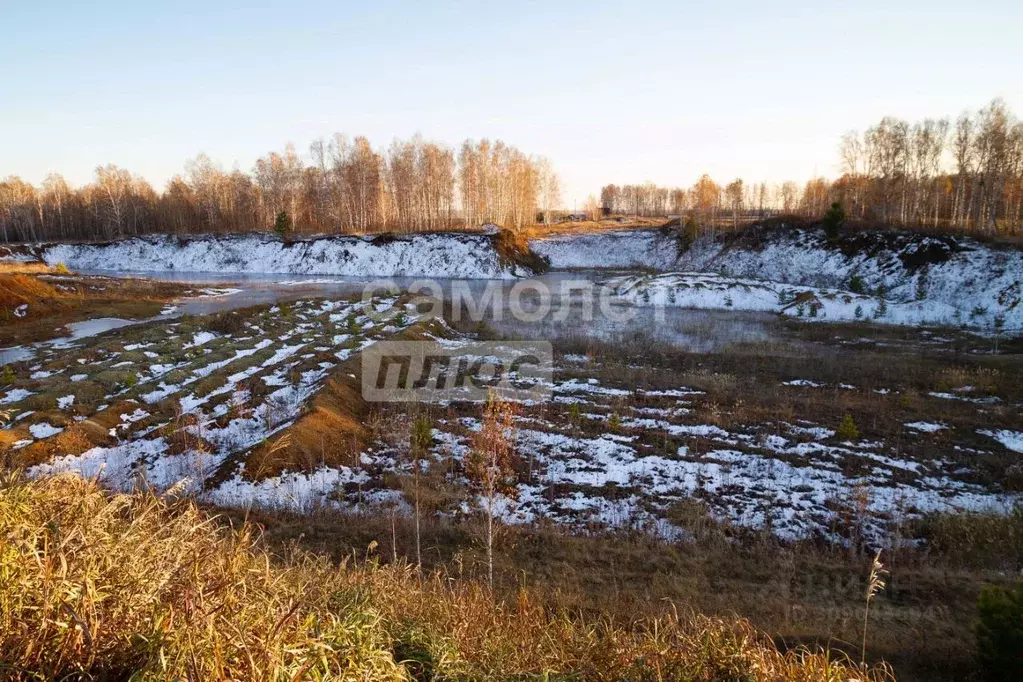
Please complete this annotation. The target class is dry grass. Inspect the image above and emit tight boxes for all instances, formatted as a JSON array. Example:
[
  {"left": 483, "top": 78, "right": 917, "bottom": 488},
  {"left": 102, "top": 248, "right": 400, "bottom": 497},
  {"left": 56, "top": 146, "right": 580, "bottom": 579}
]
[
  {"left": 0, "top": 273, "right": 191, "bottom": 345},
  {"left": 492, "top": 228, "right": 550, "bottom": 273},
  {"left": 240, "top": 364, "right": 369, "bottom": 481},
  {"left": 521, "top": 216, "right": 668, "bottom": 239},
  {"left": 0, "top": 473, "right": 893, "bottom": 681},
  {"left": 237, "top": 502, "right": 1016, "bottom": 682},
  {"left": 0, "top": 261, "right": 52, "bottom": 275},
  {"left": 13, "top": 424, "right": 99, "bottom": 468},
  {"left": 0, "top": 273, "right": 68, "bottom": 309}
]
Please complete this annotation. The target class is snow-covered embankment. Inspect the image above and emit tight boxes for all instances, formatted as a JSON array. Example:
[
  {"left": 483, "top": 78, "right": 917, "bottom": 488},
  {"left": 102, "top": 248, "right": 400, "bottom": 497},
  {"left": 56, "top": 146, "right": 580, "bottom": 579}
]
[
  {"left": 41, "top": 232, "right": 538, "bottom": 279},
  {"left": 532, "top": 227, "right": 1023, "bottom": 329}
]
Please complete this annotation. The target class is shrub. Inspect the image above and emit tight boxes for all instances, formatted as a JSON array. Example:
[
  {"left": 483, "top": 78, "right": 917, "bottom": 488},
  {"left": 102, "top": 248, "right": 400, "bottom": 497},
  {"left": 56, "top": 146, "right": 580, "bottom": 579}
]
[
  {"left": 849, "top": 274, "right": 864, "bottom": 294},
  {"left": 53, "top": 261, "right": 72, "bottom": 275},
  {"left": 568, "top": 402, "right": 581, "bottom": 427},
  {"left": 874, "top": 284, "right": 888, "bottom": 319},
  {"left": 835, "top": 413, "right": 860, "bottom": 440},
  {"left": 608, "top": 412, "right": 621, "bottom": 431},
  {"left": 205, "top": 311, "right": 246, "bottom": 335},
  {"left": 822, "top": 201, "right": 845, "bottom": 241},
  {"left": 274, "top": 210, "right": 292, "bottom": 239},
  {"left": 976, "top": 582, "right": 1023, "bottom": 681},
  {"left": 1, "top": 365, "right": 14, "bottom": 385}
]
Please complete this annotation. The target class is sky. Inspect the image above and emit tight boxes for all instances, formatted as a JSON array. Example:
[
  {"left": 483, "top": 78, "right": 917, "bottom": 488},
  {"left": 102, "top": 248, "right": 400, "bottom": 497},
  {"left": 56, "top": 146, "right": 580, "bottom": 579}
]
[{"left": 2, "top": 0, "right": 1022, "bottom": 208}]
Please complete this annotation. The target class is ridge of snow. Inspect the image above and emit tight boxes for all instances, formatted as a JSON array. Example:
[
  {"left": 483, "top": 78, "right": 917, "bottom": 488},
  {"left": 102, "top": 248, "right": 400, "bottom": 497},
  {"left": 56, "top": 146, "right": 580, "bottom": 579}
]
[{"left": 41, "top": 232, "right": 525, "bottom": 279}]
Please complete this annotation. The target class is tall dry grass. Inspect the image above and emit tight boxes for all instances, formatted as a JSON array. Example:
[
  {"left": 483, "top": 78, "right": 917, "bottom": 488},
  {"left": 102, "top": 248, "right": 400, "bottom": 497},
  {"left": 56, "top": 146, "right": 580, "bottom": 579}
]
[
  {"left": 0, "top": 473, "right": 895, "bottom": 681},
  {"left": 0, "top": 474, "right": 402, "bottom": 681}
]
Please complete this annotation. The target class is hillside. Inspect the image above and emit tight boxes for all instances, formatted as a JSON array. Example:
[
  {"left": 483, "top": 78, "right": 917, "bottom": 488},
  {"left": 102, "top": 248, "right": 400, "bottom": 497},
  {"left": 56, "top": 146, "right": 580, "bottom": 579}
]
[
  {"left": 531, "top": 221, "right": 1023, "bottom": 329},
  {"left": 34, "top": 231, "right": 543, "bottom": 279}
]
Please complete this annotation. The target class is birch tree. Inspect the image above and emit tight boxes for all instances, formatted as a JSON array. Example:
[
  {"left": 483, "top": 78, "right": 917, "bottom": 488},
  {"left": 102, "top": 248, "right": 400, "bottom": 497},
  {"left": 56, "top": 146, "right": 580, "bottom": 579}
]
[{"left": 466, "top": 393, "right": 518, "bottom": 589}]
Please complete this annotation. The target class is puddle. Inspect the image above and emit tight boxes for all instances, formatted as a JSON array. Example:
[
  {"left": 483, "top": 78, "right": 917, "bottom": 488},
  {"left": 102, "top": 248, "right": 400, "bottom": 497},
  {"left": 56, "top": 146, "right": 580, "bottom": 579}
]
[
  {"left": 0, "top": 346, "right": 32, "bottom": 365},
  {"left": 65, "top": 317, "right": 139, "bottom": 340},
  {"left": 4, "top": 317, "right": 168, "bottom": 365}
]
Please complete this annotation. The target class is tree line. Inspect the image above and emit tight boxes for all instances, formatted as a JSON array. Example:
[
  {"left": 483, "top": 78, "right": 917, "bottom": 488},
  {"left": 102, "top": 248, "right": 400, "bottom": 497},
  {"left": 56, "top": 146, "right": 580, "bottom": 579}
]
[
  {"left": 596, "top": 98, "right": 1023, "bottom": 236},
  {"left": 835, "top": 98, "right": 1022, "bottom": 233},
  {"left": 0, "top": 135, "right": 560, "bottom": 243}
]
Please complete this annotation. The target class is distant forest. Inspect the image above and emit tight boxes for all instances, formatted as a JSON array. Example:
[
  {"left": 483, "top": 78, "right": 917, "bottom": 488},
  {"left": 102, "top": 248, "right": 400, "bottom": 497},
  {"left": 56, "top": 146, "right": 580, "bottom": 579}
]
[
  {"left": 0, "top": 136, "right": 560, "bottom": 243},
  {"left": 599, "top": 99, "right": 1023, "bottom": 236},
  {"left": 2, "top": 98, "right": 1021, "bottom": 243}
]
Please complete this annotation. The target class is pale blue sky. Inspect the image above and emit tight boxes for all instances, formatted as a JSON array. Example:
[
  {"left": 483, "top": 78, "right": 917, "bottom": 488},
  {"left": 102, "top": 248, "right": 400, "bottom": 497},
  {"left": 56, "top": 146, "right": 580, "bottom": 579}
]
[{"left": 2, "top": 0, "right": 1021, "bottom": 206}]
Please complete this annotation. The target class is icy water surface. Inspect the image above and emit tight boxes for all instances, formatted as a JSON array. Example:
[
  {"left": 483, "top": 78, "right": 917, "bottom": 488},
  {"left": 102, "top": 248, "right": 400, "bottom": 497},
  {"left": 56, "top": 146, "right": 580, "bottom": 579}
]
[
  {"left": 63, "top": 317, "right": 138, "bottom": 340},
  {"left": 80, "top": 269, "right": 780, "bottom": 352},
  {"left": 0, "top": 346, "right": 32, "bottom": 364}
]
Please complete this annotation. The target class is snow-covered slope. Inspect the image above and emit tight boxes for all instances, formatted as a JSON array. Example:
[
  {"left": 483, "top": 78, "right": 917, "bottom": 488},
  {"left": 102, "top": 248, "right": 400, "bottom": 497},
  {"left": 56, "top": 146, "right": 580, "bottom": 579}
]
[
  {"left": 40, "top": 232, "right": 532, "bottom": 279},
  {"left": 531, "top": 229, "right": 680, "bottom": 270},
  {"left": 532, "top": 226, "right": 1023, "bottom": 329},
  {"left": 607, "top": 273, "right": 962, "bottom": 327}
]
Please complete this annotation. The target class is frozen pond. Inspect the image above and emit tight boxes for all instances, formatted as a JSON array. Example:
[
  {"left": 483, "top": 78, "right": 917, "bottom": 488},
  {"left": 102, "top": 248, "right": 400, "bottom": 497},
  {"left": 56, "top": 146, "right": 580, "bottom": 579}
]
[{"left": 77, "top": 269, "right": 782, "bottom": 352}]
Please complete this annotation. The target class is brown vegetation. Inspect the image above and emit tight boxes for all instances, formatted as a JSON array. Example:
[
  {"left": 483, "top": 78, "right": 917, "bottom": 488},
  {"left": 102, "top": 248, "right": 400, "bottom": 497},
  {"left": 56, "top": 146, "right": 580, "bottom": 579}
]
[
  {"left": 0, "top": 273, "right": 189, "bottom": 345},
  {"left": 0, "top": 473, "right": 893, "bottom": 681},
  {"left": 242, "top": 369, "right": 369, "bottom": 481}
]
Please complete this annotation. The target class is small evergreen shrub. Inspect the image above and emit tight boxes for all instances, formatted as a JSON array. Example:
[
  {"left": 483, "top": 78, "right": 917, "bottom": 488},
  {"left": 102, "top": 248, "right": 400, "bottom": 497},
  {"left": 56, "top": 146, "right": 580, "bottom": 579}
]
[
  {"left": 568, "top": 402, "right": 581, "bottom": 427},
  {"left": 274, "top": 210, "right": 292, "bottom": 239},
  {"left": 835, "top": 413, "right": 860, "bottom": 440},
  {"left": 874, "top": 284, "right": 888, "bottom": 319},
  {"left": 822, "top": 202, "right": 845, "bottom": 241},
  {"left": 848, "top": 274, "right": 864, "bottom": 294}
]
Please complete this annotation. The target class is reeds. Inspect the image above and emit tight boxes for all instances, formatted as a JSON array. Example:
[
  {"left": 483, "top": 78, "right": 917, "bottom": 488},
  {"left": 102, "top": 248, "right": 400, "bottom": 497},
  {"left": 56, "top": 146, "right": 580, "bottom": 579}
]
[
  {"left": 862, "top": 549, "right": 889, "bottom": 664},
  {"left": 0, "top": 473, "right": 895, "bottom": 681}
]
